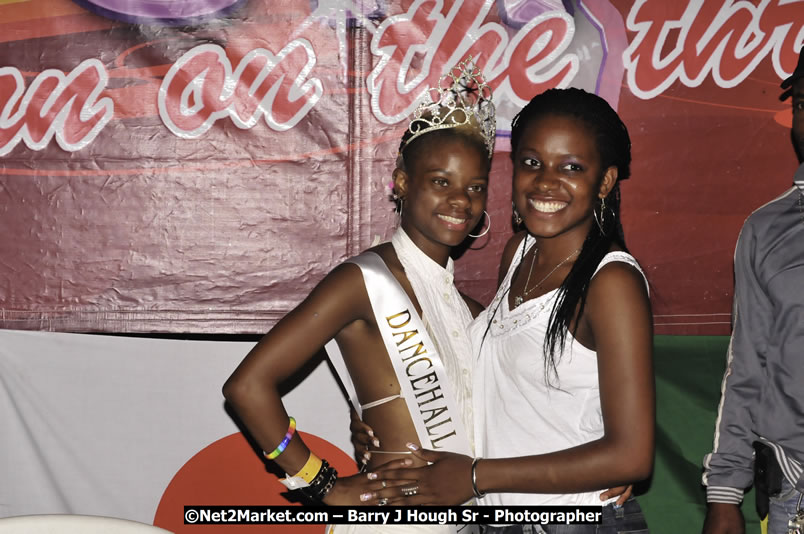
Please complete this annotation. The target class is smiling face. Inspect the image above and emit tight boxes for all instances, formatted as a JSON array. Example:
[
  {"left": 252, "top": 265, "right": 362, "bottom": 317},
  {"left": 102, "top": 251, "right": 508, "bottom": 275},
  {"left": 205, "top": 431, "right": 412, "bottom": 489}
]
[
  {"left": 394, "top": 132, "right": 490, "bottom": 264},
  {"left": 512, "top": 113, "right": 617, "bottom": 244}
]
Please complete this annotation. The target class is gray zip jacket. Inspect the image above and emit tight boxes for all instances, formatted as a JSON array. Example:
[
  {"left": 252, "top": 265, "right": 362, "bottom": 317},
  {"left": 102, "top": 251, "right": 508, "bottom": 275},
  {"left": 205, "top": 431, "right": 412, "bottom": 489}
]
[{"left": 702, "top": 164, "right": 804, "bottom": 504}]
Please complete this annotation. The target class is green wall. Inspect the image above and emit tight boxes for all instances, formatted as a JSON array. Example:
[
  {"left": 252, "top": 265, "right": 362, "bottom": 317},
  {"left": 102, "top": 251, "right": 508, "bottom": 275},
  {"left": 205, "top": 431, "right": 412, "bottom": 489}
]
[{"left": 639, "top": 336, "right": 761, "bottom": 533}]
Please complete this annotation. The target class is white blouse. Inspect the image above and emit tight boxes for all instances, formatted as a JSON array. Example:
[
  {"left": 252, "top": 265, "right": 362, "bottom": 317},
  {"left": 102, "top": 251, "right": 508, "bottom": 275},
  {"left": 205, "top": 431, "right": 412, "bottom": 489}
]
[{"left": 470, "top": 236, "right": 647, "bottom": 507}]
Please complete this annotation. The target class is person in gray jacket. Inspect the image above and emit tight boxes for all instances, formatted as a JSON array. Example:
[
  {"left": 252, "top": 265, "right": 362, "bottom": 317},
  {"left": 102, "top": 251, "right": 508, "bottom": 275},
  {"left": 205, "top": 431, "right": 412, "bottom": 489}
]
[{"left": 701, "top": 48, "right": 804, "bottom": 534}]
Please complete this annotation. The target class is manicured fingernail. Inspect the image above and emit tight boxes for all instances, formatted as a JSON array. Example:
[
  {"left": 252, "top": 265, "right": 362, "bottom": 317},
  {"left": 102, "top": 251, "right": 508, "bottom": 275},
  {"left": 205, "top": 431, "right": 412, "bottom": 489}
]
[
  {"left": 373, "top": 438, "right": 380, "bottom": 447},
  {"left": 362, "top": 452, "right": 371, "bottom": 463},
  {"left": 406, "top": 442, "right": 419, "bottom": 451},
  {"left": 367, "top": 472, "right": 378, "bottom": 480},
  {"left": 367, "top": 430, "right": 375, "bottom": 437},
  {"left": 360, "top": 492, "right": 372, "bottom": 501},
  {"left": 403, "top": 458, "right": 413, "bottom": 465}
]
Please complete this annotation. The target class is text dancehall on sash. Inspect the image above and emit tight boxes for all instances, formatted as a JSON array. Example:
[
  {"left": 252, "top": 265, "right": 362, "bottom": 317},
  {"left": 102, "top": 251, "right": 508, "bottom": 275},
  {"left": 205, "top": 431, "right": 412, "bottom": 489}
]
[
  {"left": 324, "top": 251, "right": 472, "bottom": 457},
  {"left": 384, "top": 308, "right": 458, "bottom": 449}
]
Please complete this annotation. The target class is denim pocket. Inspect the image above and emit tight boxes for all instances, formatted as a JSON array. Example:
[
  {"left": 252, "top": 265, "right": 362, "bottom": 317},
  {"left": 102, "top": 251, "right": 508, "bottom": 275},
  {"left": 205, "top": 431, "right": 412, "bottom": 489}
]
[{"left": 599, "top": 497, "right": 649, "bottom": 534}]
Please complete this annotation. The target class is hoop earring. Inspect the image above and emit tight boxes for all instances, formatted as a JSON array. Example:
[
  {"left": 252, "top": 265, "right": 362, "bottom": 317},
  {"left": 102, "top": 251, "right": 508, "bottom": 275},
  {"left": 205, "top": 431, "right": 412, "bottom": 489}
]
[
  {"left": 469, "top": 210, "right": 491, "bottom": 238},
  {"left": 594, "top": 196, "right": 613, "bottom": 235},
  {"left": 512, "top": 201, "right": 523, "bottom": 226}
]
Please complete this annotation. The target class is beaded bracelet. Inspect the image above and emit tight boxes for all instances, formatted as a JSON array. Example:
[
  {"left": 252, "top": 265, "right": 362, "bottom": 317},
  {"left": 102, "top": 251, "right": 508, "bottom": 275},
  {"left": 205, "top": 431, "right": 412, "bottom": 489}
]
[
  {"left": 316, "top": 467, "right": 338, "bottom": 501},
  {"left": 471, "top": 457, "right": 486, "bottom": 498},
  {"left": 300, "top": 459, "right": 338, "bottom": 503},
  {"left": 264, "top": 416, "right": 296, "bottom": 460}
]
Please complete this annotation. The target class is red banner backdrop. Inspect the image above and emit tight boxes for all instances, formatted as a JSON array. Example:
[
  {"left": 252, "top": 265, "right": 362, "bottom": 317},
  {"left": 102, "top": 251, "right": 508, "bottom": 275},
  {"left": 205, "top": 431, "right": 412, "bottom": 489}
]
[{"left": 1, "top": 0, "right": 802, "bottom": 335}]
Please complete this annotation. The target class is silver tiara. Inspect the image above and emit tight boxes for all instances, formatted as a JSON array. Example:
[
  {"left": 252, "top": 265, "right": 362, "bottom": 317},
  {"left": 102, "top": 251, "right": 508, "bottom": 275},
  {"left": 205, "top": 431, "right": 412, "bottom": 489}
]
[{"left": 401, "top": 57, "right": 496, "bottom": 158}]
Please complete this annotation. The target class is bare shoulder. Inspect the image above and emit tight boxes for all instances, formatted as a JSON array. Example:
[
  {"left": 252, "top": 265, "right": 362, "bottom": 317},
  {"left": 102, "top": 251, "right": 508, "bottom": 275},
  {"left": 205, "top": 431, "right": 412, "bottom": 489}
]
[
  {"left": 589, "top": 260, "right": 648, "bottom": 306},
  {"left": 297, "top": 259, "right": 373, "bottom": 326},
  {"left": 366, "top": 242, "right": 405, "bottom": 276},
  {"left": 498, "top": 231, "right": 529, "bottom": 286},
  {"left": 317, "top": 260, "right": 364, "bottom": 298},
  {"left": 500, "top": 231, "right": 528, "bottom": 268},
  {"left": 585, "top": 255, "right": 652, "bottom": 336},
  {"left": 323, "top": 243, "right": 395, "bottom": 294}
]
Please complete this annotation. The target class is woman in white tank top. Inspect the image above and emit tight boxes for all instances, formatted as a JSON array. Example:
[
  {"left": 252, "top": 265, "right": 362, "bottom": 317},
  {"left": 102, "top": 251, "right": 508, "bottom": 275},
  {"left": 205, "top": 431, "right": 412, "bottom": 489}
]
[{"left": 376, "top": 88, "right": 654, "bottom": 534}]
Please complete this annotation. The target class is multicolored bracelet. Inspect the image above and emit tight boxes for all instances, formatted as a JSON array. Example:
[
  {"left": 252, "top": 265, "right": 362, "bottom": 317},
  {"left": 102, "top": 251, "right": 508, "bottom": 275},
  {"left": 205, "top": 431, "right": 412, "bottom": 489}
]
[{"left": 264, "top": 416, "right": 296, "bottom": 460}]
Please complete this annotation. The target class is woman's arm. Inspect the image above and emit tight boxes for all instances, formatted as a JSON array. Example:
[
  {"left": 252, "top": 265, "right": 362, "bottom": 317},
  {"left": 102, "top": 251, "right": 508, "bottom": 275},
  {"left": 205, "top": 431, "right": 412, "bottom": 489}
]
[
  {"left": 222, "top": 263, "right": 389, "bottom": 503},
  {"left": 377, "top": 261, "right": 654, "bottom": 504}
]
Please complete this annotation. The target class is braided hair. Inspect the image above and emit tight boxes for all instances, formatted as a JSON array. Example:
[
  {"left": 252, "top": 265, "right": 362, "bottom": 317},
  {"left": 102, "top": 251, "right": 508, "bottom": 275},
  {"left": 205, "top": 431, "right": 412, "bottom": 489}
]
[{"left": 509, "top": 87, "right": 632, "bottom": 384}]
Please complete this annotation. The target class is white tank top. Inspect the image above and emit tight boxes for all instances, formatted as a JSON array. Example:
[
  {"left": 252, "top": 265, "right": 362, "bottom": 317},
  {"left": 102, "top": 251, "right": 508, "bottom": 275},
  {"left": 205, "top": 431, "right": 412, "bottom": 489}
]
[{"left": 469, "top": 236, "right": 648, "bottom": 507}]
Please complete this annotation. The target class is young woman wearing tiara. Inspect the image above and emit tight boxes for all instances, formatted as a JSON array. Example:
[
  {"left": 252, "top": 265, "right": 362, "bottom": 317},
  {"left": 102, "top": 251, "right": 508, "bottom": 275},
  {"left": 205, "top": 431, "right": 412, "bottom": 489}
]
[
  {"left": 372, "top": 88, "right": 654, "bottom": 533},
  {"left": 223, "top": 58, "right": 496, "bottom": 532}
]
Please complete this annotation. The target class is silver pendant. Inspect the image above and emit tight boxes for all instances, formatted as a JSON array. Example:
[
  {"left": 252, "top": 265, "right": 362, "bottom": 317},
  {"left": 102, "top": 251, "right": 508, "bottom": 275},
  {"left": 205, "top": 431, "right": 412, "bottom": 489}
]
[{"left": 513, "top": 295, "right": 523, "bottom": 307}]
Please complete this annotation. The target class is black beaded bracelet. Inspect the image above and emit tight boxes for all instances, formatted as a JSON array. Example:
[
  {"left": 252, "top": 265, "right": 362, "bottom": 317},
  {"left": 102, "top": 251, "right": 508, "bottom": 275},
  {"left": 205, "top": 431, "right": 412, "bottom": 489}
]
[
  {"left": 299, "top": 460, "right": 338, "bottom": 503},
  {"left": 316, "top": 466, "right": 338, "bottom": 501}
]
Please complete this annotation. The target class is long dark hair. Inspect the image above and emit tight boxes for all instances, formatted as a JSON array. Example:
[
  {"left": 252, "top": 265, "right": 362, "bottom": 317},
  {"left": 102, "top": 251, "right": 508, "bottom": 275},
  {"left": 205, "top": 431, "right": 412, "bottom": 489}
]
[{"left": 510, "top": 87, "right": 632, "bottom": 383}]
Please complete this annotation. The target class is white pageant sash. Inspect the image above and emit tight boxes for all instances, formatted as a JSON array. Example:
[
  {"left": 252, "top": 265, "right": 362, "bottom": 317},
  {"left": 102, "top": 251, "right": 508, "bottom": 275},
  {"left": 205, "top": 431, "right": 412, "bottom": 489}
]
[{"left": 324, "top": 251, "right": 472, "bottom": 457}]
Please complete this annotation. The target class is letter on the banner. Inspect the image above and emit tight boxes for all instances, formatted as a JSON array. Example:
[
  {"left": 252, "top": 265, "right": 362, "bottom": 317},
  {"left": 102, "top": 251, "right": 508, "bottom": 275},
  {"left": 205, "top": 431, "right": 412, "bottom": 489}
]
[
  {"left": 158, "top": 41, "right": 322, "bottom": 138},
  {"left": 0, "top": 60, "right": 113, "bottom": 156}
]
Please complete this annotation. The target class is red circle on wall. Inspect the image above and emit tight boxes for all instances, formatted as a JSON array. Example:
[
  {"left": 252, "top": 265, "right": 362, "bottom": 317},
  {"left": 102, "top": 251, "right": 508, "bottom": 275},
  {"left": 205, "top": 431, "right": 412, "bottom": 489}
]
[{"left": 153, "top": 432, "right": 358, "bottom": 533}]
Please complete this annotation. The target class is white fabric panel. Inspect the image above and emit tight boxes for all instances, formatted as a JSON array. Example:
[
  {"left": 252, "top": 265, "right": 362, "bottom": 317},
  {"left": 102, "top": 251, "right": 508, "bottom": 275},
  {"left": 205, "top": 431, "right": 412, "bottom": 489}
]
[
  {"left": 0, "top": 330, "right": 351, "bottom": 523},
  {"left": 0, "top": 515, "right": 172, "bottom": 533}
]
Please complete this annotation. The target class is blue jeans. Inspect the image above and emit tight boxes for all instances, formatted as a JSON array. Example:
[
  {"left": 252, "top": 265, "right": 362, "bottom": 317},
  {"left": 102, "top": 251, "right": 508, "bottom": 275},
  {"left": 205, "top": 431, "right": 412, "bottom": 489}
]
[
  {"left": 767, "top": 477, "right": 803, "bottom": 534},
  {"left": 481, "top": 498, "right": 649, "bottom": 534}
]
